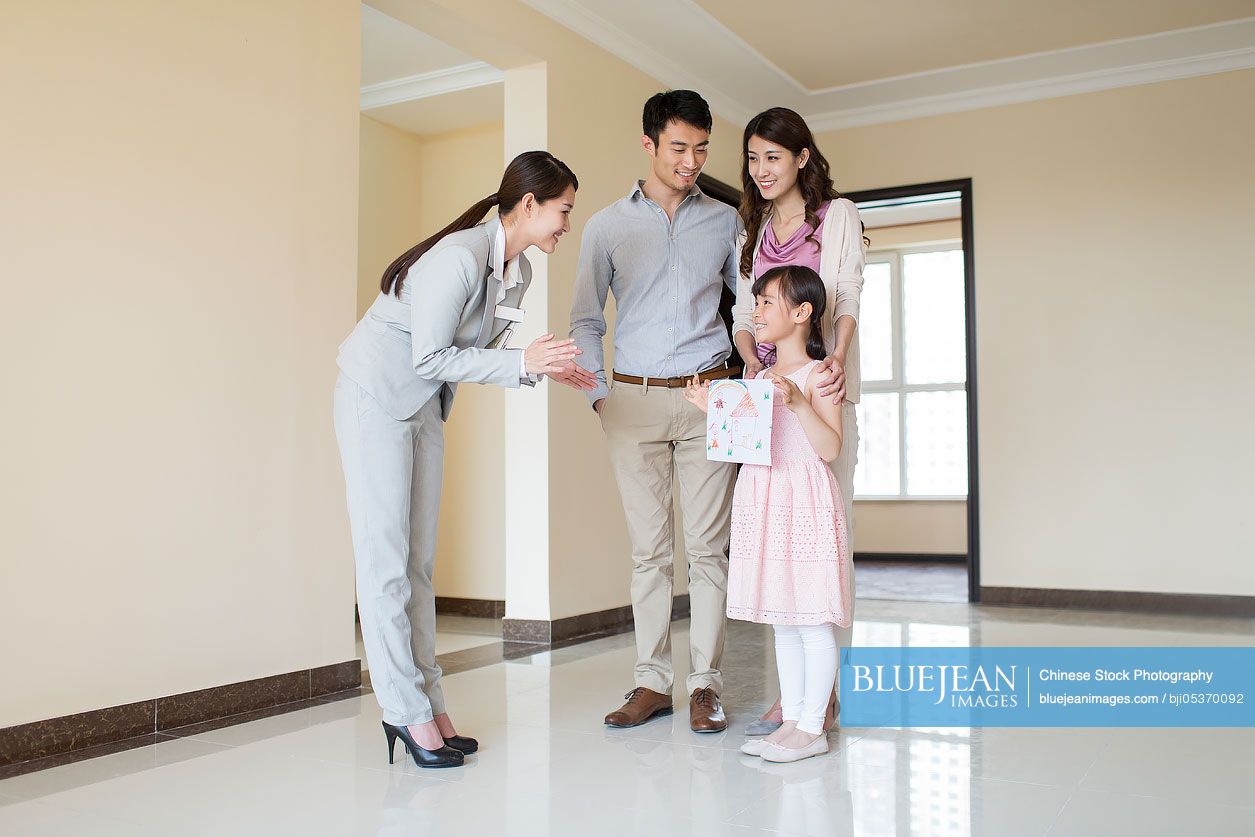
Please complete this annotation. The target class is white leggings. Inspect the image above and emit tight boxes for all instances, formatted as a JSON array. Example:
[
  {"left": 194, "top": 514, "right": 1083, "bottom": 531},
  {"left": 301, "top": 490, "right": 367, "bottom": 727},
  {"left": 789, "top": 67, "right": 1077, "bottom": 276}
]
[{"left": 773, "top": 624, "right": 838, "bottom": 735}]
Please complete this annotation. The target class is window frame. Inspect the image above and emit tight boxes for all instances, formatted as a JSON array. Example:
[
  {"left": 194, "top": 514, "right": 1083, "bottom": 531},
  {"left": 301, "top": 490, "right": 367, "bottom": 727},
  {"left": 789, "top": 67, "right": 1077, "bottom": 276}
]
[{"left": 857, "top": 241, "right": 968, "bottom": 501}]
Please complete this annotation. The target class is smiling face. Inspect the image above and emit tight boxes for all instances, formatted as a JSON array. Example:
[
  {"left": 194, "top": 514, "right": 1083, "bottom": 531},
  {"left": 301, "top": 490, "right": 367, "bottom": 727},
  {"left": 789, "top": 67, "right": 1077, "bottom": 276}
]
[
  {"left": 746, "top": 134, "right": 809, "bottom": 202},
  {"left": 643, "top": 119, "right": 710, "bottom": 194},
  {"left": 752, "top": 277, "right": 810, "bottom": 344},
  {"left": 518, "top": 184, "right": 576, "bottom": 254}
]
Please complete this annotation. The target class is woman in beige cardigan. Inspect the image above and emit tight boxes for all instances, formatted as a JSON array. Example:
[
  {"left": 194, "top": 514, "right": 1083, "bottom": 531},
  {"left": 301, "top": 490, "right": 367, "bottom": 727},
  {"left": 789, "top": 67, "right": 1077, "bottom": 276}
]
[{"left": 730, "top": 107, "right": 866, "bottom": 735}]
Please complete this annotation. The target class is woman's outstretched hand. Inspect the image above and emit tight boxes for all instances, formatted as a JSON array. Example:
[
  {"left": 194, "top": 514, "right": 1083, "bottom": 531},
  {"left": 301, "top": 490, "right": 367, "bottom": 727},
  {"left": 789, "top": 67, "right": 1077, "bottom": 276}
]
[
  {"left": 524, "top": 334, "right": 581, "bottom": 376},
  {"left": 548, "top": 360, "right": 598, "bottom": 391},
  {"left": 683, "top": 374, "right": 711, "bottom": 413}
]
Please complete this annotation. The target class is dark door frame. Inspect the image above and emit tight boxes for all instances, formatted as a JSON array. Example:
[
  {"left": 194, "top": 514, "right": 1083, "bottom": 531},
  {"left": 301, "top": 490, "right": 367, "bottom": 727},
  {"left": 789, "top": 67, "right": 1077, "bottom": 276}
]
[{"left": 844, "top": 178, "right": 980, "bottom": 602}]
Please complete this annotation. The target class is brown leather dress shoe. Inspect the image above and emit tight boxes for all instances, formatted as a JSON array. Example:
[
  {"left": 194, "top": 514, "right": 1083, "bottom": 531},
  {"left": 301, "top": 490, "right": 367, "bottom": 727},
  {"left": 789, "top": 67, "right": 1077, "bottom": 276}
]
[
  {"left": 604, "top": 687, "right": 673, "bottom": 728},
  {"left": 689, "top": 687, "right": 727, "bottom": 733}
]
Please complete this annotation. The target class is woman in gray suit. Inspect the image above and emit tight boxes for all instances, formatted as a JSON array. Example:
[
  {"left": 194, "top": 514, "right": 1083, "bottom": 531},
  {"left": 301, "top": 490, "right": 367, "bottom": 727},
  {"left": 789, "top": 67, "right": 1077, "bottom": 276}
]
[{"left": 334, "top": 151, "right": 594, "bottom": 768}]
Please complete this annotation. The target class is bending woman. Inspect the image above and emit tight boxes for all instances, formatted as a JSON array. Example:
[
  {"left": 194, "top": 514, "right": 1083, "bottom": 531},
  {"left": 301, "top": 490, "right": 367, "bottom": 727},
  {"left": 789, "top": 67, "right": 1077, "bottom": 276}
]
[
  {"left": 731, "top": 108, "right": 866, "bottom": 735},
  {"left": 334, "top": 151, "right": 594, "bottom": 768}
]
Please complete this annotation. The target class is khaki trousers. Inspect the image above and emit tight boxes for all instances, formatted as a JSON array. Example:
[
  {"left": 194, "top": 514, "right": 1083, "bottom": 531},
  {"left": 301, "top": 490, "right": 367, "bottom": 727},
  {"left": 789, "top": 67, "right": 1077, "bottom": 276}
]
[{"left": 600, "top": 379, "right": 737, "bottom": 696}]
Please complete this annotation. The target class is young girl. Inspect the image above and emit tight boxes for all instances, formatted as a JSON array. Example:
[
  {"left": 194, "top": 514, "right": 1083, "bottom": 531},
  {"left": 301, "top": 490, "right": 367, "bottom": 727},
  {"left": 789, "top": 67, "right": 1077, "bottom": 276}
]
[{"left": 685, "top": 264, "right": 852, "bottom": 763}]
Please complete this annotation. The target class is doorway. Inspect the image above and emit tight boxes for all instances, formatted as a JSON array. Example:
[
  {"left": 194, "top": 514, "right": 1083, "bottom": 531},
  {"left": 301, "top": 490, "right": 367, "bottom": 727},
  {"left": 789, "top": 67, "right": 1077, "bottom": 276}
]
[{"left": 845, "top": 180, "right": 979, "bottom": 603}]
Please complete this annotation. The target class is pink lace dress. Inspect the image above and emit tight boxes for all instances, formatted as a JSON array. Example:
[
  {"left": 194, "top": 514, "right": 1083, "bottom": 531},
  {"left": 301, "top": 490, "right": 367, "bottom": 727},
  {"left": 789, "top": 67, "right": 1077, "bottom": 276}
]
[{"left": 726, "top": 360, "right": 852, "bottom": 626}]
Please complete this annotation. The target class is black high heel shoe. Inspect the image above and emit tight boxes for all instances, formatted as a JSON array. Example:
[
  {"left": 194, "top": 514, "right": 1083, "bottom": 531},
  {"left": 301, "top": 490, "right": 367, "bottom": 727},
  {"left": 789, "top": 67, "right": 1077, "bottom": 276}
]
[
  {"left": 382, "top": 721, "right": 464, "bottom": 768},
  {"left": 443, "top": 734, "right": 478, "bottom": 754}
]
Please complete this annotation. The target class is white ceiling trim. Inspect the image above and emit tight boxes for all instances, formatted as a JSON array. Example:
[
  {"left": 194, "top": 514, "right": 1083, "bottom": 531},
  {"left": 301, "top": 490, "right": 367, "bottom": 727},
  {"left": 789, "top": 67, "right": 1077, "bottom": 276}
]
[
  {"left": 360, "top": 62, "right": 504, "bottom": 111},
  {"left": 808, "top": 45, "right": 1255, "bottom": 131},
  {"left": 521, "top": 1, "right": 1255, "bottom": 130}
]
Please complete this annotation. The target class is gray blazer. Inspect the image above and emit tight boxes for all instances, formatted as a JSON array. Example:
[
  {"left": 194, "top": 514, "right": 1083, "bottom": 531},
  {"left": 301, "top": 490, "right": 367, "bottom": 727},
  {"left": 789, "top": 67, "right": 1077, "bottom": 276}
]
[{"left": 337, "top": 217, "right": 533, "bottom": 421}]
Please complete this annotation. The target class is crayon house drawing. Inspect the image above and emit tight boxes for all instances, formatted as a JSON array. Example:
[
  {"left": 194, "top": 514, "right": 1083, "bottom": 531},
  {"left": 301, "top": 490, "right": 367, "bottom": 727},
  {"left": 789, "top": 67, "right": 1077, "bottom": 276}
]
[
  {"left": 706, "top": 379, "right": 773, "bottom": 466},
  {"left": 729, "top": 390, "right": 761, "bottom": 451}
]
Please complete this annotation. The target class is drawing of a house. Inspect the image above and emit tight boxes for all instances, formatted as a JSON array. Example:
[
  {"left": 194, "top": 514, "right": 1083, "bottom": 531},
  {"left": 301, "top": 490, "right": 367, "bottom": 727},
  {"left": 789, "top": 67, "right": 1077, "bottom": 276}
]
[{"left": 729, "top": 391, "right": 760, "bottom": 450}]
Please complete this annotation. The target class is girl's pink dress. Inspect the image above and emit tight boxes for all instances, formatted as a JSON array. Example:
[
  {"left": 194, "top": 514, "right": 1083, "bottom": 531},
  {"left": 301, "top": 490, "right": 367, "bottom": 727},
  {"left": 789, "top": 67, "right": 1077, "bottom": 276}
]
[{"left": 726, "top": 360, "right": 852, "bottom": 627}]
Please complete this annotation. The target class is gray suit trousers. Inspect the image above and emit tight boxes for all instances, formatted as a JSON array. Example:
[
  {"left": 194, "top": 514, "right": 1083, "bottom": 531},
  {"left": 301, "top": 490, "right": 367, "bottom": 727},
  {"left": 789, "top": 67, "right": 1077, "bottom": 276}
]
[{"left": 334, "top": 372, "right": 446, "bottom": 726}]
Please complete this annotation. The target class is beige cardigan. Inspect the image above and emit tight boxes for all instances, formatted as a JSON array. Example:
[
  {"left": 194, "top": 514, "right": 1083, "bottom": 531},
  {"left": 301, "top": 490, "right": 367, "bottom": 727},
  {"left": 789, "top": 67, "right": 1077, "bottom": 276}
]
[{"left": 732, "top": 197, "right": 866, "bottom": 403}]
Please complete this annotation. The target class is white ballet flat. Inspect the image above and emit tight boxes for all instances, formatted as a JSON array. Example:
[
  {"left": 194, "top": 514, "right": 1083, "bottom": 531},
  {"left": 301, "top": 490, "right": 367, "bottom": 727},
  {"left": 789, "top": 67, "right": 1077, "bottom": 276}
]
[
  {"left": 760, "top": 735, "right": 829, "bottom": 763},
  {"left": 739, "top": 739, "right": 767, "bottom": 756}
]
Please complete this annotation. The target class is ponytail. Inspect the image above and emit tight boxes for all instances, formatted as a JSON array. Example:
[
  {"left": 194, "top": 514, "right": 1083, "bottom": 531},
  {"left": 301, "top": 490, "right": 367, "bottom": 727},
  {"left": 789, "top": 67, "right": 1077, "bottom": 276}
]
[
  {"left": 805, "top": 317, "right": 826, "bottom": 362},
  {"left": 380, "top": 194, "right": 499, "bottom": 296},
  {"left": 381, "top": 151, "right": 577, "bottom": 297}
]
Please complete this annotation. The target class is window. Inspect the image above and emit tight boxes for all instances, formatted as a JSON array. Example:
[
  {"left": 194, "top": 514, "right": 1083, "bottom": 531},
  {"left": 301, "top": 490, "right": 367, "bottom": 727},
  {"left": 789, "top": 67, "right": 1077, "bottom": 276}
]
[{"left": 854, "top": 245, "right": 968, "bottom": 499}]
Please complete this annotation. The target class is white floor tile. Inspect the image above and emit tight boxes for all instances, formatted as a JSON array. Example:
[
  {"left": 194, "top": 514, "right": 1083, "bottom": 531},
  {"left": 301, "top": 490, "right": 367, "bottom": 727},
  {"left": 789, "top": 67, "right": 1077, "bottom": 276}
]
[
  {"left": 5, "top": 596, "right": 1252, "bottom": 835},
  {"left": 1047, "top": 790, "right": 1253, "bottom": 837},
  {"left": 1079, "top": 728, "right": 1255, "bottom": 809}
]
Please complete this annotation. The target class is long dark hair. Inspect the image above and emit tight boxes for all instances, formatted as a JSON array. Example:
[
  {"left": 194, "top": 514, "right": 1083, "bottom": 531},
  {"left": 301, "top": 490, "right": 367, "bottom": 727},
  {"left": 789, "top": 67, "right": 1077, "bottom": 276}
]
[
  {"left": 752, "top": 265, "right": 827, "bottom": 361},
  {"left": 381, "top": 150, "right": 578, "bottom": 296},
  {"left": 738, "top": 107, "right": 842, "bottom": 278}
]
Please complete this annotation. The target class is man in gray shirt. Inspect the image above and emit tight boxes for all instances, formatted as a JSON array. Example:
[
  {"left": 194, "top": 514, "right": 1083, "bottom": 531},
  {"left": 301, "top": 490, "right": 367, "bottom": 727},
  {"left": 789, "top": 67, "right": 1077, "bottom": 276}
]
[{"left": 570, "top": 90, "right": 740, "bottom": 734}]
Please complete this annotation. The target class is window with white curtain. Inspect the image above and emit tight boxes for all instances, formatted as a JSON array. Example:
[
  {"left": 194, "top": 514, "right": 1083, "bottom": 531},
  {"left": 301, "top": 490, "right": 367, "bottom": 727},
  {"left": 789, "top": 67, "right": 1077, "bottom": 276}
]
[{"left": 854, "top": 245, "right": 968, "bottom": 499}]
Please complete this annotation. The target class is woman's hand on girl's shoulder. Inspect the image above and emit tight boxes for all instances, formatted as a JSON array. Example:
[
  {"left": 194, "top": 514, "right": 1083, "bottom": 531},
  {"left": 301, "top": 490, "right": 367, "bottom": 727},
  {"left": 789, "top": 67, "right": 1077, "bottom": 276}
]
[{"left": 804, "top": 364, "right": 843, "bottom": 429}]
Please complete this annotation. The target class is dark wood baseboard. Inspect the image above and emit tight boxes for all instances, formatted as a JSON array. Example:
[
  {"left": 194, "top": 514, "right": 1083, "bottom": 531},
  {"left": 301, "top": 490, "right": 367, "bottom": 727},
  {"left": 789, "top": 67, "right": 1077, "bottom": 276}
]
[
  {"left": 503, "top": 594, "right": 692, "bottom": 645},
  {"left": 855, "top": 552, "right": 967, "bottom": 563},
  {"left": 0, "top": 659, "right": 361, "bottom": 774},
  {"left": 981, "top": 586, "right": 1255, "bottom": 618},
  {"left": 434, "top": 597, "right": 506, "bottom": 618}
]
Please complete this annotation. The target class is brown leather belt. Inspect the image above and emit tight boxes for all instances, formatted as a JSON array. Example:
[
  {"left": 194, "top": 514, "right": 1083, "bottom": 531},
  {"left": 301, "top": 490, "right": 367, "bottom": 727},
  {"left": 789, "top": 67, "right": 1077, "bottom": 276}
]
[{"left": 612, "top": 364, "right": 741, "bottom": 389}]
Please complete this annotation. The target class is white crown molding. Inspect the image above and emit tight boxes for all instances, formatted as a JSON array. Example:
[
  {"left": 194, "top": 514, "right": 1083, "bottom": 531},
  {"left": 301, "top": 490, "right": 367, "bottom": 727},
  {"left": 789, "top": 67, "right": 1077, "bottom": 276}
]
[
  {"left": 807, "top": 45, "right": 1255, "bottom": 132},
  {"left": 360, "top": 62, "right": 504, "bottom": 111},
  {"left": 521, "top": 1, "right": 1255, "bottom": 130}
]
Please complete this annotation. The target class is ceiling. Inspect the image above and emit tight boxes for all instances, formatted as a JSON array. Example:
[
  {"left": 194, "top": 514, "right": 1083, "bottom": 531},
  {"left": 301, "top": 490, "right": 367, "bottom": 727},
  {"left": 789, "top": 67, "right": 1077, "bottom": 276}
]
[
  {"left": 361, "top": 4, "right": 482, "bottom": 87},
  {"left": 358, "top": 1, "right": 1255, "bottom": 136},
  {"left": 360, "top": 4, "right": 503, "bottom": 137},
  {"left": 689, "top": 0, "right": 1255, "bottom": 89},
  {"left": 522, "top": 0, "right": 1255, "bottom": 129}
]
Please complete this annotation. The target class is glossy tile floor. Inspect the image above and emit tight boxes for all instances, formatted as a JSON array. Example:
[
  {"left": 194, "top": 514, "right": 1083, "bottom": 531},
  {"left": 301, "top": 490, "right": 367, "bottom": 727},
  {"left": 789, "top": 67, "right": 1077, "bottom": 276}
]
[
  {"left": 851, "top": 559, "right": 968, "bottom": 603},
  {"left": 357, "top": 615, "right": 502, "bottom": 672},
  {"left": 3, "top": 600, "right": 1252, "bottom": 836}
]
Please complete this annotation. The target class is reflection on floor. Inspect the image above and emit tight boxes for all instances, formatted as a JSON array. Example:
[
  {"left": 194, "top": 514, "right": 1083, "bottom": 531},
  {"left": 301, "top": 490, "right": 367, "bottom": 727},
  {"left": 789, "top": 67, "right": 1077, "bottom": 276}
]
[
  {"left": 854, "top": 559, "right": 968, "bottom": 603},
  {"left": 3, "top": 599, "right": 1251, "bottom": 835},
  {"left": 356, "top": 615, "right": 501, "bottom": 672}
]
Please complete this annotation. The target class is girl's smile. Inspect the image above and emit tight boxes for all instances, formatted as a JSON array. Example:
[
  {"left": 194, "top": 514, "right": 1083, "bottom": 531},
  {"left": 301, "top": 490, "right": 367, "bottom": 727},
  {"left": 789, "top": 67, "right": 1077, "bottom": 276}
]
[{"left": 752, "top": 279, "right": 803, "bottom": 345}]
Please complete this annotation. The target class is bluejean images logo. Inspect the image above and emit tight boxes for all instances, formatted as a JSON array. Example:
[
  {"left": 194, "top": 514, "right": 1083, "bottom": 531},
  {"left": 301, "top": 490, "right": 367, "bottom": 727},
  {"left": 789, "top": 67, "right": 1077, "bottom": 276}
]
[
  {"left": 851, "top": 662, "right": 1018, "bottom": 708},
  {"left": 839, "top": 647, "right": 1255, "bottom": 728}
]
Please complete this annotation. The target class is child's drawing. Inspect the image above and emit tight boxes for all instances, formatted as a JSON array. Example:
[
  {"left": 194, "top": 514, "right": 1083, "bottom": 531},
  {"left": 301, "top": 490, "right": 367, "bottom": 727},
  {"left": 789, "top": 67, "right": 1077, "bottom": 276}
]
[{"left": 706, "top": 379, "right": 773, "bottom": 466}]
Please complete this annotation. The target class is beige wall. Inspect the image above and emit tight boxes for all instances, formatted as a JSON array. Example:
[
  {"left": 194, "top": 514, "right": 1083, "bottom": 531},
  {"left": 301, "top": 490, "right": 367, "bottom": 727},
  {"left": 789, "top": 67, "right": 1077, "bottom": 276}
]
[
  {"left": 419, "top": 123, "right": 508, "bottom": 601},
  {"left": 357, "top": 116, "right": 424, "bottom": 318},
  {"left": 818, "top": 69, "right": 1255, "bottom": 595},
  {"left": 855, "top": 502, "right": 968, "bottom": 555},
  {"left": 0, "top": 0, "right": 360, "bottom": 727}
]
